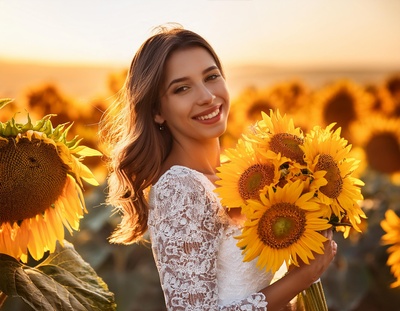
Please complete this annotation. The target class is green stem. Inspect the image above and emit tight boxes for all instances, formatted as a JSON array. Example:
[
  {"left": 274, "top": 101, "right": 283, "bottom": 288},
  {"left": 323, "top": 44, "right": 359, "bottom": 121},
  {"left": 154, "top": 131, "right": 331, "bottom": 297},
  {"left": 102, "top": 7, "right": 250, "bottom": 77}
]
[
  {"left": 300, "top": 280, "right": 328, "bottom": 311},
  {"left": 0, "top": 291, "right": 7, "bottom": 308}
]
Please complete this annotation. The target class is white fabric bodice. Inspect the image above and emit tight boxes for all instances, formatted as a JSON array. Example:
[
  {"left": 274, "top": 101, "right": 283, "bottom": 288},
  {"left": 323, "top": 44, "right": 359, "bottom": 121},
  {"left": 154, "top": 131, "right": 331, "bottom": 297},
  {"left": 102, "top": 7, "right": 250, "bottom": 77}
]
[
  {"left": 217, "top": 225, "right": 273, "bottom": 305},
  {"left": 148, "top": 165, "right": 273, "bottom": 310}
]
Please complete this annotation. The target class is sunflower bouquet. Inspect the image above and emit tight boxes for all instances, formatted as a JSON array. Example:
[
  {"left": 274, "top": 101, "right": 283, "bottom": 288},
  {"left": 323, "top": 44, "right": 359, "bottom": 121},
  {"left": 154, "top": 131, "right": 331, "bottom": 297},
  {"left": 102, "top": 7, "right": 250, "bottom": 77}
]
[{"left": 215, "top": 109, "right": 366, "bottom": 310}]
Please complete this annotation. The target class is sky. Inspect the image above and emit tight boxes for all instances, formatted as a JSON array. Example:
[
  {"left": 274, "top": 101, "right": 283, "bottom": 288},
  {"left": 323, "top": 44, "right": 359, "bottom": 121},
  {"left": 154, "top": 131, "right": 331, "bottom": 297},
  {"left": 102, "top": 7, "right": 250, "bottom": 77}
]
[{"left": 1, "top": 0, "right": 400, "bottom": 69}]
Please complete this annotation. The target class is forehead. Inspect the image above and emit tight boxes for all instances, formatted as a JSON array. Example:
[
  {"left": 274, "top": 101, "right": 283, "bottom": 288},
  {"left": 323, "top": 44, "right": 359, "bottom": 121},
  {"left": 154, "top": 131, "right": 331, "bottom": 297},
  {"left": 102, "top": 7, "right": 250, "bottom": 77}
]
[{"left": 164, "top": 47, "right": 217, "bottom": 79}]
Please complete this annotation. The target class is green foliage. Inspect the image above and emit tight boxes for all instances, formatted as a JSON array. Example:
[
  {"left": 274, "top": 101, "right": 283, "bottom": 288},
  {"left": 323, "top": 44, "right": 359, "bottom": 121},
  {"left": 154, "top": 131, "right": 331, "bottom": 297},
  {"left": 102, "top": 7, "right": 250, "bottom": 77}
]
[
  {"left": 0, "top": 98, "right": 13, "bottom": 110},
  {"left": 0, "top": 240, "right": 116, "bottom": 311},
  {"left": 68, "top": 184, "right": 166, "bottom": 311}
]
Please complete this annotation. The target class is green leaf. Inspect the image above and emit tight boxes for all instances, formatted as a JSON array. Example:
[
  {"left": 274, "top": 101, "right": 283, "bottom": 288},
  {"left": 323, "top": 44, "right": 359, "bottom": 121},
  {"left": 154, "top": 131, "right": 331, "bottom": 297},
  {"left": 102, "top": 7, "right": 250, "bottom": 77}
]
[
  {"left": 0, "top": 240, "right": 117, "bottom": 311},
  {"left": 0, "top": 98, "right": 14, "bottom": 110}
]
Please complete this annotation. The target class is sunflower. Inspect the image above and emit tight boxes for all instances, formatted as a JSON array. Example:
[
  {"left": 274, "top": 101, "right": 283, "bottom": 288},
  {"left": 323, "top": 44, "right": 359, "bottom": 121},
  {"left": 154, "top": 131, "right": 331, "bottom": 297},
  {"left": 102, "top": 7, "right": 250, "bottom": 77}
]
[
  {"left": 310, "top": 79, "right": 374, "bottom": 143},
  {"left": 246, "top": 110, "right": 306, "bottom": 169},
  {"left": 364, "top": 84, "right": 397, "bottom": 118},
  {"left": 384, "top": 74, "right": 400, "bottom": 115},
  {"left": 268, "top": 79, "right": 310, "bottom": 115},
  {"left": 0, "top": 101, "right": 101, "bottom": 262},
  {"left": 350, "top": 115, "right": 400, "bottom": 181},
  {"left": 215, "top": 139, "right": 283, "bottom": 209},
  {"left": 223, "top": 87, "right": 282, "bottom": 148},
  {"left": 236, "top": 180, "right": 331, "bottom": 273},
  {"left": 301, "top": 123, "right": 366, "bottom": 237},
  {"left": 381, "top": 209, "right": 400, "bottom": 288}
]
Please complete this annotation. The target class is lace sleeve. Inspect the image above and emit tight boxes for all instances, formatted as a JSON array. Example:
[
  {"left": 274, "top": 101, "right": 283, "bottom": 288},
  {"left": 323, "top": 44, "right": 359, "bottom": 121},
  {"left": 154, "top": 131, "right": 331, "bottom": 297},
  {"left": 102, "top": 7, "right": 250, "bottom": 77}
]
[{"left": 148, "top": 168, "right": 268, "bottom": 310}]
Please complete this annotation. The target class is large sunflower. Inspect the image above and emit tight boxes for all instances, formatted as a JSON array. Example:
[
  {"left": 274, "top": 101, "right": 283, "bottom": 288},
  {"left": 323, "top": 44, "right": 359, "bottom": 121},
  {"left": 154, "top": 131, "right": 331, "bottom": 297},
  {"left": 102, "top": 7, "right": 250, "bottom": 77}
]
[
  {"left": 236, "top": 180, "right": 331, "bottom": 273},
  {"left": 0, "top": 100, "right": 101, "bottom": 262},
  {"left": 381, "top": 209, "right": 400, "bottom": 288},
  {"left": 301, "top": 123, "right": 366, "bottom": 237},
  {"left": 246, "top": 110, "right": 306, "bottom": 168},
  {"left": 215, "top": 139, "right": 283, "bottom": 209}
]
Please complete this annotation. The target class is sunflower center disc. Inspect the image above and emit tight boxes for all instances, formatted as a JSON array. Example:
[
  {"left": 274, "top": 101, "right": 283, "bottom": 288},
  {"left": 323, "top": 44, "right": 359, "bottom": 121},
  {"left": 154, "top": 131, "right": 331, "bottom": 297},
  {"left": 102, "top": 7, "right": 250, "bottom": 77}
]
[
  {"left": 324, "top": 90, "right": 356, "bottom": 132},
  {"left": 238, "top": 163, "right": 275, "bottom": 200},
  {"left": 0, "top": 138, "right": 68, "bottom": 224},
  {"left": 270, "top": 133, "right": 305, "bottom": 164},
  {"left": 272, "top": 217, "right": 294, "bottom": 238},
  {"left": 366, "top": 133, "right": 400, "bottom": 174},
  {"left": 315, "top": 154, "right": 343, "bottom": 199},
  {"left": 257, "top": 202, "right": 306, "bottom": 249}
]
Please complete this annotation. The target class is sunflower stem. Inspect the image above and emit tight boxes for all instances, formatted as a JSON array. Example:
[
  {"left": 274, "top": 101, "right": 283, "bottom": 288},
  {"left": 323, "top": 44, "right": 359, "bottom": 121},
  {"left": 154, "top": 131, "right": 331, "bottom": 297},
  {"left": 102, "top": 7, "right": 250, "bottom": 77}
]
[
  {"left": 0, "top": 291, "right": 7, "bottom": 308},
  {"left": 297, "top": 279, "right": 328, "bottom": 311},
  {"left": 329, "top": 221, "right": 352, "bottom": 227}
]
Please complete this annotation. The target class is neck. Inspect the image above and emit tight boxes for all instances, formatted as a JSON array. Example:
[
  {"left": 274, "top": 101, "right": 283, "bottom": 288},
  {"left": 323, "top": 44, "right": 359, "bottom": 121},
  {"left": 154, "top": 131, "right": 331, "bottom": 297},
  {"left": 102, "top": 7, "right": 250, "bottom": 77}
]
[{"left": 164, "top": 138, "right": 221, "bottom": 175}]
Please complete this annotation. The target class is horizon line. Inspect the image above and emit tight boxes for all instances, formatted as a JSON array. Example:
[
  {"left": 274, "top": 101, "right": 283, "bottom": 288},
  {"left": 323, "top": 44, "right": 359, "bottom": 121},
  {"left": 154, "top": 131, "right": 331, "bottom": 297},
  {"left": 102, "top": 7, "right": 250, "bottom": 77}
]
[{"left": 1, "top": 57, "right": 399, "bottom": 74}]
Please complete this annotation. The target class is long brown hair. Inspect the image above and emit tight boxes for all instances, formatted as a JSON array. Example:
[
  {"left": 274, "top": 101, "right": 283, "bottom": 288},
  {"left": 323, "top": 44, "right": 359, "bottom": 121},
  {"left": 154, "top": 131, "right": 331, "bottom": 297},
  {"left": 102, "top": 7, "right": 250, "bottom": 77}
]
[{"left": 99, "top": 25, "right": 225, "bottom": 244}]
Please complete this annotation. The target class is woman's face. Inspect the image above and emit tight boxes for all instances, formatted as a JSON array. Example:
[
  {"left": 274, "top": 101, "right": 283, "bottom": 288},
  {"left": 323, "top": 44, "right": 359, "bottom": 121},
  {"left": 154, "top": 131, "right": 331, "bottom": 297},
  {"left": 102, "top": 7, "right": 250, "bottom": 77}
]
[{"left": 155, "top": 46, "right": 230, "bottom": 144}]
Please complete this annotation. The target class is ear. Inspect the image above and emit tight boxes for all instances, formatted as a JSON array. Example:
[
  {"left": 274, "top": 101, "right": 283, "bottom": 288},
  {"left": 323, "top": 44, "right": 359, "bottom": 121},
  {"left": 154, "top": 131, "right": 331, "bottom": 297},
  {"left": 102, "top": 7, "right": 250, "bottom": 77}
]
[{"left": 154, "top": 114, "right": 165, "bottom": 124}]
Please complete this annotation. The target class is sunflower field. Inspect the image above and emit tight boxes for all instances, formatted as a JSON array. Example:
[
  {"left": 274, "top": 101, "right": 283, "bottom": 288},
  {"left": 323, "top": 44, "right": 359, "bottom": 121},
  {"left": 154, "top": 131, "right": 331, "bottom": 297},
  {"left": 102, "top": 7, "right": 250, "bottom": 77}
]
[{"left": 1, "top": 70, "right": 400, "bottom": 311}]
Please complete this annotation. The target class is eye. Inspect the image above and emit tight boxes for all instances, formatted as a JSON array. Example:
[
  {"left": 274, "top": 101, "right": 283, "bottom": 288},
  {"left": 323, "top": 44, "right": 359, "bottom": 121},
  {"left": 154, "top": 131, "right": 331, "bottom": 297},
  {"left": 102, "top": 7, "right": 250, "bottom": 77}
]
[
  {"left": 174, "top": 85, "right": 189, "bottom": 94},
  {"left": 206, "top": 74, "right": 220, "bottom": 82}
]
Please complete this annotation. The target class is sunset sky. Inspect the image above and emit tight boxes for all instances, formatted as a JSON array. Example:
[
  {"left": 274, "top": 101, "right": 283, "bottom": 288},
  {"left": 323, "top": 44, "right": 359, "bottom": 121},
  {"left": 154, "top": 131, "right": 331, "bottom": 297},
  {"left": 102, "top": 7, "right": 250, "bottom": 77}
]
[{"left": 1, "top": 0, "right": 400, "bottom": 70}]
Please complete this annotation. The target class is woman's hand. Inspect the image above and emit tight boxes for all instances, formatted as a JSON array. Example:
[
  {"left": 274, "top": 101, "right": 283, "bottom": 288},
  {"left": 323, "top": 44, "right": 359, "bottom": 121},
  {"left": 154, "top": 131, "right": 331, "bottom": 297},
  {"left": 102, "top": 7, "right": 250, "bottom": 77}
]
[
  {"left": 260, "top": 228, "right": 337, "bottom": 311},
  {"left": 291, "top": 228, "right": 337, "bottom": 286}
]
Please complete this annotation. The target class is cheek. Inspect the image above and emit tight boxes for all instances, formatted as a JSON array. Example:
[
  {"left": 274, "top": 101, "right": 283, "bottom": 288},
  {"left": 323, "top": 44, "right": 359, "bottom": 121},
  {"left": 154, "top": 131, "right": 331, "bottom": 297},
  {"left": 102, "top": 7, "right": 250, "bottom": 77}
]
[
  {"left": 222, "top": 89, "right": 230, "bottom": 111},
  {"left": 162, "top": 99, "right": 191, "bottom": 123},
  {"left": 225, "top": 102, "right": 231, "bottom": 116},
  {"left": 158, "top": 98, "right": 175, "bottom": 119},
  {"left": 219, "top": 81, "right": 230, "bottom": 102}
]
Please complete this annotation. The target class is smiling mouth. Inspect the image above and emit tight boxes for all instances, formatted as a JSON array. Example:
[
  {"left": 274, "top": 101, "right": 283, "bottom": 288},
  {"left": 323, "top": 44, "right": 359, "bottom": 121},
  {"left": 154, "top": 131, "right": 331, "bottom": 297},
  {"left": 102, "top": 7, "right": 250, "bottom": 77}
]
[{"left": 194, "top": 107, "right": 221, "bottom": 121}]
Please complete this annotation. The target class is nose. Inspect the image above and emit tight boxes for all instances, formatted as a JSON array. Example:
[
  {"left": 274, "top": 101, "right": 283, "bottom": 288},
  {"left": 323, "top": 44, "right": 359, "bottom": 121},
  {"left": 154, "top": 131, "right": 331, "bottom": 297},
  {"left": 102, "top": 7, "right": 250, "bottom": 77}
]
[{"left": 196, "top": 84, "right": 215, "bottom": 105}]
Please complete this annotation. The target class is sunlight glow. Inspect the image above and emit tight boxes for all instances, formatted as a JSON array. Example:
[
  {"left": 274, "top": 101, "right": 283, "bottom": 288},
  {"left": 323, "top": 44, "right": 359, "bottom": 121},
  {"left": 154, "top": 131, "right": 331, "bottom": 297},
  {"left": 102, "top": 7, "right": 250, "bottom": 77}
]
[{"left": 0, "top": 0, "right": 399, "bottom": 69}]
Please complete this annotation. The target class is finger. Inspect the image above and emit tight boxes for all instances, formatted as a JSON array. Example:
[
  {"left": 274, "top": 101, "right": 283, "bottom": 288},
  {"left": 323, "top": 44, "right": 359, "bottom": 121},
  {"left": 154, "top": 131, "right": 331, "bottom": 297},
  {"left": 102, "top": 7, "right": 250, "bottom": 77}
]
[
  {"left": 326, "top": 228, "right": 333, "bottom": 240},
  {"left": 320, "top": 228, "right": 333, "bottom": 239},
  {"left": 319, "top": 229, "right": 328, "bottom": 238},
  {"left": 331, "top": 240, "right": 337, "bottom": 255}
]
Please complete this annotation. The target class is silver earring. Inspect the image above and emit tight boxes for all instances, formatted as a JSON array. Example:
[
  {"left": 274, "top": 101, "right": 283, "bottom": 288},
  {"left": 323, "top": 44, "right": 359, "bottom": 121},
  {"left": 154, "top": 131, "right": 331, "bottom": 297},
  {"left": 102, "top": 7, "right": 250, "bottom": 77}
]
[{"left": 159, "top": 123, "right": 165, "bottom": 131}]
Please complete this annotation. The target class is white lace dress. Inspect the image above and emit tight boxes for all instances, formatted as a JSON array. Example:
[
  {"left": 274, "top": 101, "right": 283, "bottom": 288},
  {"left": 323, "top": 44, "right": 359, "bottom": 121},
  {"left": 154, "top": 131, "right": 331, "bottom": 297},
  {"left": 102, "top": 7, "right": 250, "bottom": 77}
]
[{"left": 148, "top": 165, "right": 274, "bottom": 310}]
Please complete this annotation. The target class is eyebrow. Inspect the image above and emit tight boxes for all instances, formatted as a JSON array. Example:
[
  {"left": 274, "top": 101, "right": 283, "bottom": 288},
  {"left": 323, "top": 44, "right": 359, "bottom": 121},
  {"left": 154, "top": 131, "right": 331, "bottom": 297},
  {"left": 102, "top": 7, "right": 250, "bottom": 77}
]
[{"left": 165, "top": 65, "right": 219, "bottom": 91}]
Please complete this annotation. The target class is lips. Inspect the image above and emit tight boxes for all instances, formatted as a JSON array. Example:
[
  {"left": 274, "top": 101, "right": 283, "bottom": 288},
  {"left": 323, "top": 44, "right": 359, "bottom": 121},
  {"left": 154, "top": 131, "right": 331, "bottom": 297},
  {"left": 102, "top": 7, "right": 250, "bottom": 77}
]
[{"left": 194, "top": 106, "right": 221, "bottom": 121}]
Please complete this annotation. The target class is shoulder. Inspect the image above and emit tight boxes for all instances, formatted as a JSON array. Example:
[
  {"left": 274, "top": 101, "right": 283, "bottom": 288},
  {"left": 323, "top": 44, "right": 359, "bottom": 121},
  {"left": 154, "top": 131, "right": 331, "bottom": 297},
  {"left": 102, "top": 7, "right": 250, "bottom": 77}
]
[
  {"left": 153, "top": 165, "right": 211, "bottom": 191},
  {"left": 148, "top": 165, "right": 220, "bottom": 217}
]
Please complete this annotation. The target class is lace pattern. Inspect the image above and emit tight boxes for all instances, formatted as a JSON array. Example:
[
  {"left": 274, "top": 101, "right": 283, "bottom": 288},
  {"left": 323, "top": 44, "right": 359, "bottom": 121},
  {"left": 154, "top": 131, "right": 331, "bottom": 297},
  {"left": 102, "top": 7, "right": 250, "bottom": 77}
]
[{"left": 148, "top": 166, "right": 270, "bottom": 310}]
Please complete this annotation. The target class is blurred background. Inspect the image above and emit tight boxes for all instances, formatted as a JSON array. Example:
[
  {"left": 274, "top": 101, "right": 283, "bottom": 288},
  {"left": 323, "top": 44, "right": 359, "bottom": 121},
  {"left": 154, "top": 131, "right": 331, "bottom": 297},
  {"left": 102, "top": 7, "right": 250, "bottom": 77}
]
[{"left": 1, "top": 0, "right": 400, "bottom": 310}]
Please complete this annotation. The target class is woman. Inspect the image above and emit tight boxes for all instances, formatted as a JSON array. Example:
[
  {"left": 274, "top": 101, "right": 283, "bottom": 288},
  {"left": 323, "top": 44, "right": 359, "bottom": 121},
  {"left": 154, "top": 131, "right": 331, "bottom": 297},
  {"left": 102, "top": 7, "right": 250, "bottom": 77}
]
[{"left": 100, "top": 25, "right": 337, "bottom": 310}]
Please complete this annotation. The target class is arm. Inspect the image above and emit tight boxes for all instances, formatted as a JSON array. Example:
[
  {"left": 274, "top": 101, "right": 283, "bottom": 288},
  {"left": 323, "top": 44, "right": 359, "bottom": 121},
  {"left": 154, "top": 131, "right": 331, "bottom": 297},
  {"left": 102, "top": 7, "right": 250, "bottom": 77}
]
[
  {"left": 149, "top": 170, "right": 269, "bottom": 310},
  {"left": 149, "top": 172, "right": 222, "bottom": 310}
]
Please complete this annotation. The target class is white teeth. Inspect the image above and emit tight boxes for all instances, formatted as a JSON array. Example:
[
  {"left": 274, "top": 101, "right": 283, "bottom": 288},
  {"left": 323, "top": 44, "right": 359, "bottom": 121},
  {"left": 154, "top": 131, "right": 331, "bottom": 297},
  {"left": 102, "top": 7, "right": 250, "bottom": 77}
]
[{"left": 197, "top": 108, "right": 220, "bottom": 120}]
